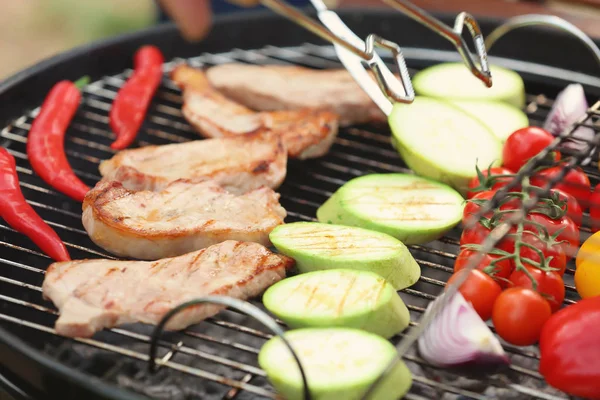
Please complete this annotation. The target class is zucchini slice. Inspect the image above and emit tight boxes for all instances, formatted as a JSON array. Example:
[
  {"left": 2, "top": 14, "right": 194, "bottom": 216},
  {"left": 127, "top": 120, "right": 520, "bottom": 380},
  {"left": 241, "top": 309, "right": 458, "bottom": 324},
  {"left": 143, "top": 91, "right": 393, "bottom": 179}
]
[
  {"left": 413, "top": 62, "right": 526, "bottom": 108},
  {"left": 269, "top": 222, "right": 420, "bottom": 290},
  {"left": 316, "top": 173, "right": 464, "bottom": 245},
  {"left": 389, "top": 97, "right": 503, "bottom": 193},
  {"left": 258, "top": 328, "right": 413, "bottom": 400},
  {"left": 262, "top": 269, "right": 411, "bottom": 338},
  {"left": 450, "top": 100, "right": 529, "bottom": 143}
]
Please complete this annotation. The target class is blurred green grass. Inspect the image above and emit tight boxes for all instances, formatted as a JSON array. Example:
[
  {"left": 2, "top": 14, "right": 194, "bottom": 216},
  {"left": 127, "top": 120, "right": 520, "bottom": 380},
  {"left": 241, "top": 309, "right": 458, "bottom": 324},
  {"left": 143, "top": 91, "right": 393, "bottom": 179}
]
[{"left": 37, "top": 0, "right": 155, "bottom": 44}]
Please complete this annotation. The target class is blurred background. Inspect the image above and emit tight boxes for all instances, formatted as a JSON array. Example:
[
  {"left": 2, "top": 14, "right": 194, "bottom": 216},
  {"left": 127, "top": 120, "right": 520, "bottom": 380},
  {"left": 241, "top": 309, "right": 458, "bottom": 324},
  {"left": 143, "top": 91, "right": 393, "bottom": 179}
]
[{"left": 1, "top": 0, "right": 600, "bottom": 80}]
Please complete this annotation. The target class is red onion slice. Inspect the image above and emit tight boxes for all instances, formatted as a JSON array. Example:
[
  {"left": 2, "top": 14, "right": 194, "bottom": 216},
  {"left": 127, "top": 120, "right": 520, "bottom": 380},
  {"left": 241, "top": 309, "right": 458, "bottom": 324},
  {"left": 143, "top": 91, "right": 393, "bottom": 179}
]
[
  {"left": 417, "top": 292, "right": 510, "bottom": 370},
  {"left": 543, "top": 84, "right": 595, "bottom": 165}
]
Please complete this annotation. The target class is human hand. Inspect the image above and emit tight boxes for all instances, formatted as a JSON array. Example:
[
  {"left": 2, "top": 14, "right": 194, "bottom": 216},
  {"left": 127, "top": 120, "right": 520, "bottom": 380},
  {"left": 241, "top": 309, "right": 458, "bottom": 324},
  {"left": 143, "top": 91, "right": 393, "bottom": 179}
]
[{"left": 158, "top": 0, "right": 261, "bottom": 41}]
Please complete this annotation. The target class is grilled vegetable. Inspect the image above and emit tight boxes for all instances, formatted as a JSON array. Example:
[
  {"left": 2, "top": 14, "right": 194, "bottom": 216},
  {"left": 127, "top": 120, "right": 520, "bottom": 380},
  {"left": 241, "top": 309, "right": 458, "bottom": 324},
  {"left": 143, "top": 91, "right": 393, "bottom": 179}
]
[
  {"left": 575, "top": 256, "right": 600, "bottom": 300},
  {"left": 531, "top": 165, "right": 591, "bottom": 210},
  {"left": 0, "top": 148, "right": 70, "bottom": 261},
  {"left": 109, "top": 46, "right": 164, "bottom": 150},
  {"left": 412, "top": 62, "right": 526, "bottom": 108},
  {"left": 466, "top": 167, "right": 516, "bottom": 199},
  {"left": 258, "top": 328, "right": 413, "bottom": 400},
  {"left": 543, "top": 83, "right": 594, "bottom": 164},
  {"left": 418, "top": 292, "right": 509, "bottom": 370},
  {"left": 509, "top": 266, "right": 565, "bottom": 312},
  {"left": 262, "top": 269, "right": 411, "bottom": 338},
  {"left": 502, "top": 127, "right": 560, "bottom": 172},
  {"left": 590, "top": 184, "right": 600, "bottom": 232},
  {"left": 27, "top": 78, "right": 90, "bottom": 202},
  {"left": 447, "top": 269, "right": 502, "bottom": 321},
  {"left": 389, "top": 97, "right": 502, "bottom": 193},
  {"left": 316, "top": 174, "right": 464, "bottom": 245},
  {"left": 539, "top": 296, "right": 600, "bottom": 399},
  {"left": 451, "top": 100, "right": 529, "bottom": 142},
  {"left": 492, "top": 287, "right": 551, "bottom": 346},
  {"left": 269, "top": 222, "right": 420, "bottom": 290}
]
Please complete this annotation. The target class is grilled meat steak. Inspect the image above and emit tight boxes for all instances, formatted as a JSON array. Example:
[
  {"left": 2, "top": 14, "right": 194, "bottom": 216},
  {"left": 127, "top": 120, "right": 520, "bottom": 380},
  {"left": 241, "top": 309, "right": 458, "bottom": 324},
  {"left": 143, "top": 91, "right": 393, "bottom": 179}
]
[
  {"left": 42, "top": 240, "right": 294, "bottom": 338},
  {"left": 205, "top": 63, "right": 387, "bottom": 126},
  {"left": 99, "top": 132, "right": 287, "bottom": 194},
  {"left": 171, "top": 64, "right": 339, "bottom": 159},
  {"left": 82, "top": 178, "right": 286, "bottom": 260}
]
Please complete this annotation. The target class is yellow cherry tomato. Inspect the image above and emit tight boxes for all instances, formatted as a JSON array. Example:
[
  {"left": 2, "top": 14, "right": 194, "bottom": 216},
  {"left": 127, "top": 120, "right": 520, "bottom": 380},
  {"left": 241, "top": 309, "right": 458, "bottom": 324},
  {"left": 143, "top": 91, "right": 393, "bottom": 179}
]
[
  {"left": 575, "top": 259, "right": 600, "bottom": 299},
  {"left": 576, "top": 231, "right": 600, "bottom": 268}
]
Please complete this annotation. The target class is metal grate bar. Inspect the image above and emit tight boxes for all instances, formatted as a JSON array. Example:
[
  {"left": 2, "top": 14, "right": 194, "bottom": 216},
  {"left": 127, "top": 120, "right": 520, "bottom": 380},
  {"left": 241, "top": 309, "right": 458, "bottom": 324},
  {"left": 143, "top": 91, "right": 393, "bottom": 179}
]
[
  {"left": 1, "top": 43, "right": 596, "bottom": 399},
  {"left": 0, "top": 313, "right": 278, "bottom": 398}
]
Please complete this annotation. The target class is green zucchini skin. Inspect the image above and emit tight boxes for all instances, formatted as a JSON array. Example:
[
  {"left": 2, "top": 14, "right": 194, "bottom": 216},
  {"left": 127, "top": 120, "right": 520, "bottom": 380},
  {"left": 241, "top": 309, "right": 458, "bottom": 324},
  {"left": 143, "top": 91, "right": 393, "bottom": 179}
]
[
  {"left": 269, "top": 222, "right": 421, "bottom": 290},
  {"left": 316, "top": 173, "right": 464, "bottom": 245},
  {"left": 258, "top": 328, "right": 413, "bottom": 400},
  {"left": 450, "top": 99, "right": 529, "bottom": 143},
  {"left": 388, "top": 97, "right": 503, "bottom": 194},
  {"left": 413, "top": 62, "right": 526, "bottom": 108},
  {"left": 262, "top": 269, "right": 411, "bottom": 338}
]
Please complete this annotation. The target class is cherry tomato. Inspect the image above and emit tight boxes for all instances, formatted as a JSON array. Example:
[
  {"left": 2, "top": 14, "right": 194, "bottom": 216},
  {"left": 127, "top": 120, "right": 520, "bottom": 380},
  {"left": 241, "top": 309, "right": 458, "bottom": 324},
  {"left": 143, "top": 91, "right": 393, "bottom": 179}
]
[
  {"left": 531, "top": 166, "right": 591, "bottom": 209},
  {"left": 502, "top": 127, "right": 560, "bottom": 172},
  {"left": 590, "top": 183, "right": 600, "bottom": 233},
  {"left": 509, "top": 266, "right": 565, "bottom": 312},
  {"left": 447, "top": 269, "right": 502, "bottom": 321},
  {"left": 467, "top": 167, "right": 516, "bottom": 199},
  {"left": 459, "top": 222, "right": 492, "bottom": 247},
  {"left": 454, "top": 248, "right": 514, "bottom": 287},
  {"left": 462, "top": 190, "right": 496, "bottom": 226},
  {"left": 550, "top": 188, "right": 582, "bottom": 227},
  {"left": 524, "top": 214, "right": 579, "bottom": 259},
  {"left": 492, "top": 287, "right": 552, "bottom": 346},
  {"left": 518, "top": 231, "right": 567, "bottom": 276}
]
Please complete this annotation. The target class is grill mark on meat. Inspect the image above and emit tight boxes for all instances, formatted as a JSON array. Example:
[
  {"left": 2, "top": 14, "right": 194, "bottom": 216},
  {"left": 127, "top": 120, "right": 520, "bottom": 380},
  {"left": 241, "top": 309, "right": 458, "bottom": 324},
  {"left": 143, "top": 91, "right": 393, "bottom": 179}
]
[
  {"left": 252, "top": 161, "right": 269, "bottom": 173},
  {"left": 42, "top": 241, "right": 294, "bottom": 337},
  {"left": 172, "top": 65, "right": 338, "bottom": 160},
  {"left": 105, "top": 267, "right": 120, "bottom": 276}
]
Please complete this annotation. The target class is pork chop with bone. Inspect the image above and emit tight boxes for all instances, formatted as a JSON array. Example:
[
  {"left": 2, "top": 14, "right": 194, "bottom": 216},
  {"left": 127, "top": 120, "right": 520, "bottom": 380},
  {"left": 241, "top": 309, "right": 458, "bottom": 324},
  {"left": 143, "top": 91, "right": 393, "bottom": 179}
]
[
  {"left": 99, "top": 132, "right": 287, "bottom": 194},
  {"left": 82, "top": 178, "right": 286, "bottom": 260},
  {"left": 42, "top": 240, "right": 294, "bottom": 338},
  {"left": 206, "top": 63, "right": 387, "bottom": 126},
  {"left": 171, "top": 64, "right": 339, "bottom": 159}
]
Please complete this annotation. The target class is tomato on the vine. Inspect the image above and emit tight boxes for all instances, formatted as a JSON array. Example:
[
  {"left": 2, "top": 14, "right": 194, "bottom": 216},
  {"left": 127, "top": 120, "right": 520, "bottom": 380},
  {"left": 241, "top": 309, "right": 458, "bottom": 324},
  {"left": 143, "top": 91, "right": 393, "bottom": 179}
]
[
  {"left": 467, "top": 167, "right": 516, "bottom": 199},
  {"left": 590, "top": 183, "right": 600, "bottom": 233},
  {"left": 447, "top": 269, "right": 502, "bottom": 321},
  {"left": 454, "top": 248, "right": 514, "bottom": 287},
  {"left": 462, "top": 190, "right": 496, "bottom": 226},
  {"left": 509, "top": 266, "right": 565, "bottom": 312},
  {"left": 531, "top": 166, "right": 591, "bottom": 209},
  {"left": 518, "top": 231, "right": 567, "bottom": 276},
  {"left": 524, "top": 213, "right": 579, "bottom": 259},
  {"left": 502, "top": 127, "right": 560, "bottom": 172},
  {"left": 550, "top": 188, "right": 582, "bottom": 227},
  {"left": 459, "top": 222, "right": 492, "bottom": 247},
  {"left": 492, "top": 287, "right": 552, "bottom": 346}
]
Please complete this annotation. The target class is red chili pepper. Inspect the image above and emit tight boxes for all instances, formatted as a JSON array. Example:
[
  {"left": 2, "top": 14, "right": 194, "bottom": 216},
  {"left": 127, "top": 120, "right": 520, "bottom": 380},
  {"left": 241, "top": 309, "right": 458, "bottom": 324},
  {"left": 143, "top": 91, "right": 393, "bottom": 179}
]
[
  {"left": 0, "top": 148, "right": 70, "bottom": 261},
  {"left": 109, "top": 45, "right": 164, "bottom": 150},
  {"left": 27, "top": 79, "right": 90, "bottom": 202},
  {"left": 539, "top": 296, "right": 600, "bottom": 399}
]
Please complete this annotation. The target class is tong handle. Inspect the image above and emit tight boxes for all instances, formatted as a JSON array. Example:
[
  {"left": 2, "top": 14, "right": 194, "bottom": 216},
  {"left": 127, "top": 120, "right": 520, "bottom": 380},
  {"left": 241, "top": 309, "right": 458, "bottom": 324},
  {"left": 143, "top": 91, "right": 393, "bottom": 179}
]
[
  {"left": 381, "top": 0, "right": 492, "bottom": 87},
  {"left": 225, "top": 0, "right": 261, "bottom": 6}
]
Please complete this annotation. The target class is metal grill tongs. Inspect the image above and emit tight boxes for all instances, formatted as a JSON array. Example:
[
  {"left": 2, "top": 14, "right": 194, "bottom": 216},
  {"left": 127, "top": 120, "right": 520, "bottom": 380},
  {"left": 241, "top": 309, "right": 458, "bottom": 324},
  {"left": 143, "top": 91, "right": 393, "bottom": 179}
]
[{"left": 252, "top": 0, "right": 493, "bottom": 114}]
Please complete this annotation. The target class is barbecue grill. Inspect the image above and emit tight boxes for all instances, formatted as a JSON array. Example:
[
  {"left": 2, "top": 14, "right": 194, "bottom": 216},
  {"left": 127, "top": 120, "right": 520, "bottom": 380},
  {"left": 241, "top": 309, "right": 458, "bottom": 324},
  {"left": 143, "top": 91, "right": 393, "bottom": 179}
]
[{"left": 1, "top": 8, "right": 600, "bottom": 400}]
